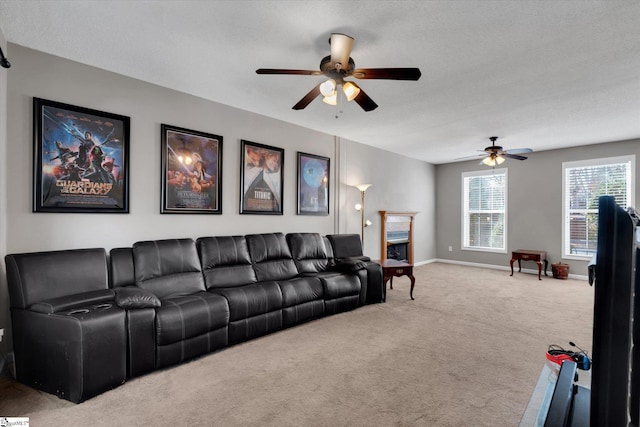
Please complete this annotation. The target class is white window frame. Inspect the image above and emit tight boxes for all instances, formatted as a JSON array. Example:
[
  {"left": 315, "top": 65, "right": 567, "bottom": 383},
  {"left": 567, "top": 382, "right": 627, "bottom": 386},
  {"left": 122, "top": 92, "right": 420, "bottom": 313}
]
[
  {"left": 461, "top": 168, "right": 508, "bottom": 253},
  {"left": 562, "top": 155, "right": 635, "bottom": 260}
]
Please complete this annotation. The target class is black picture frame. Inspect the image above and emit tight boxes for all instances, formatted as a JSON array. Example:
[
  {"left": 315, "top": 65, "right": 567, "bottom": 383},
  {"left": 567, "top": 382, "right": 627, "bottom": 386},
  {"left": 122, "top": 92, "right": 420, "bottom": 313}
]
[
  {"left": 33, "top": 97, "right": 130, "bottom": 213},
  {"left": 240, "top": 140, "right": 284, "bottom": 215},
  {"left": 297, "top": 152, "right": 329, "bottom": 216},
  {"left": 161, "top": 124, "right": 223, "bottom": 214}
]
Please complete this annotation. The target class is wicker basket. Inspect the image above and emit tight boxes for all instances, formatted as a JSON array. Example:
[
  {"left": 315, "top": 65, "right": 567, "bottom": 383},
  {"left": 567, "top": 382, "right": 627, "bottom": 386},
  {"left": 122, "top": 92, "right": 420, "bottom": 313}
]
[{"left": 552, "top": 263, "right": 570, "bottom": 279}]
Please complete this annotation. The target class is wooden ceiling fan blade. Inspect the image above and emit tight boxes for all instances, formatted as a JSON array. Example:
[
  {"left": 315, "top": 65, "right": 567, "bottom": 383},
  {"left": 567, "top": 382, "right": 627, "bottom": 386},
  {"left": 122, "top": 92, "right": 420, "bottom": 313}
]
[
  {"left": 292, "top": 83, "right": 322, "bottom": 110},
  {"left": 330, "top": 33, "right": 354, "bottom": 70},
  {"left": 353, "top": 88, "right": 378, "bottom": 112},
  {"left": 256, "top": 69, "right": 323, "bottom": 76},
  {"left": 352, "top": 68, "right": 422, "bottom": 80}
]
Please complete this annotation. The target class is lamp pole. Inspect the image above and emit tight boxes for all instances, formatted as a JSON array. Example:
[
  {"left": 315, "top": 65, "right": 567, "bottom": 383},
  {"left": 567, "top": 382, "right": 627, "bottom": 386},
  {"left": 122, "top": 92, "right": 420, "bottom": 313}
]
[
  {"left": 353, "top": 184, "right": 372, "bottom": 249},
  {"left": 359, "top": 189, "right": 366, "bottom": 246}
]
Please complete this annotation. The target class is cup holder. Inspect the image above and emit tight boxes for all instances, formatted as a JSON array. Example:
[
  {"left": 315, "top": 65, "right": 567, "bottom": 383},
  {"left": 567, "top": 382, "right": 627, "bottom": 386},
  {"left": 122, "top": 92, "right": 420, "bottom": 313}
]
[
  {"left": 94, "top": 303, "right": 113, "bottom": 310},
  {"left": 67, "top": 309, "right": 90, "bottom": 315}
]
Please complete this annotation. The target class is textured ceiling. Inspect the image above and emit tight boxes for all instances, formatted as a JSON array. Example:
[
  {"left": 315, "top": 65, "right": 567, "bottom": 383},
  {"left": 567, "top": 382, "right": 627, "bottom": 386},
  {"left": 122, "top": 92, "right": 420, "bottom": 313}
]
[{"left": 1, "top": 0, "right": 639, "bottom": 164}]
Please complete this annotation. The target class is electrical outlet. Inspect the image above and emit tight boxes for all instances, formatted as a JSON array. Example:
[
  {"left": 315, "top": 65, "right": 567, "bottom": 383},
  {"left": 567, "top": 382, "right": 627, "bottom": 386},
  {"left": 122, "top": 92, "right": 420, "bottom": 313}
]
[
  {"left": 448, "top": 246, "right": 453, "bottom": 252},
  {"left": 0, "top": 328, "right": 4, "bottom": 342}
]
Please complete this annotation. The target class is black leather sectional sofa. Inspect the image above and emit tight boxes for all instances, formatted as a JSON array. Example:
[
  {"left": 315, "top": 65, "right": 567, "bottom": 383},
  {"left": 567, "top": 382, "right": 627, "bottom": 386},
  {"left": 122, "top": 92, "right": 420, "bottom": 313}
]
[{"left": 4, "top": 232, "right": 383, "bottom": 403}]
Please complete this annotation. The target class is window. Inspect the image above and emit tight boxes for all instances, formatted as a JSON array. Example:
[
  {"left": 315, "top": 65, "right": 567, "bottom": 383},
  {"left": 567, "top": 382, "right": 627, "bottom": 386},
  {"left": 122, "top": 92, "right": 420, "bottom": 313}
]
[
  {"left": 462, "top": 169, "right": 507, "bottom": 253},
  {"left": 562, "top": 155, "right": 635, "bottom": 259}
]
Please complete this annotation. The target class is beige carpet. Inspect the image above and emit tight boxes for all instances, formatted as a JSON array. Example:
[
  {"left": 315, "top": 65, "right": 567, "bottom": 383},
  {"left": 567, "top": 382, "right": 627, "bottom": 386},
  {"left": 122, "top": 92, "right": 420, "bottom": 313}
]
[{"left": 0, "top": 263, "right": 594, "bottom": 426}]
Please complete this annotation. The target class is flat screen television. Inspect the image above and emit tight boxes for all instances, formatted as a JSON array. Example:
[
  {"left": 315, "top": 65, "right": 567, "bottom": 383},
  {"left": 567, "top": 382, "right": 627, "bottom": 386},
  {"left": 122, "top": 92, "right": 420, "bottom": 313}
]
[{"left": 590, "top": 195, "right": 640, "bottom": 426}]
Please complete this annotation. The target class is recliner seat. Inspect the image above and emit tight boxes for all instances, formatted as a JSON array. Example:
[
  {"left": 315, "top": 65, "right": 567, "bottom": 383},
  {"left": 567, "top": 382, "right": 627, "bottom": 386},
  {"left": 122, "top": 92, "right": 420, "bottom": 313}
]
[{"left": 5, "top": 248, "right": 126, "bottom": 403}]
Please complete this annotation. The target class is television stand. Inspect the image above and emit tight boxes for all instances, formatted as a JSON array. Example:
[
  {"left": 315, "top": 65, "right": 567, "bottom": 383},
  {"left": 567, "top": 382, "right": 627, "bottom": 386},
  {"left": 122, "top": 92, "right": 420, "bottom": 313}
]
[{"left": 520, "top": 360, "right": 590, "bottom": 427}]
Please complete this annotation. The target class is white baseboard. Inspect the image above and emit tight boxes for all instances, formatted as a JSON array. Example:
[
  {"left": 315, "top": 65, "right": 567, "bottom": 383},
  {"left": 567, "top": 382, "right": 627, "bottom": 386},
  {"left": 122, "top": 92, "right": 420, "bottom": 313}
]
[{"left": 414, "top": 258, "right": 589, "bottom": 281}]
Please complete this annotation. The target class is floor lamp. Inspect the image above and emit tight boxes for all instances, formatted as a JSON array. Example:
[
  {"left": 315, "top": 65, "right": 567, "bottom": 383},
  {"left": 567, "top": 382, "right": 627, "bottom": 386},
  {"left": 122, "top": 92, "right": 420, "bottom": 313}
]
[{"left": 353, "top": 184, "right": 372, "bottom": 247}]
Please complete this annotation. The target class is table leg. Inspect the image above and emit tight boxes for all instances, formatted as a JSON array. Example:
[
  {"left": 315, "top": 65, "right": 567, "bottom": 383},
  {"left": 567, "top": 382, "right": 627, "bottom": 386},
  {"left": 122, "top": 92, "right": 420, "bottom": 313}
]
[
  {"left": 382, "top": 277, "right": 390, "bottom": 302},
  {"left": 536, "top": 261, "right": 542, "bottom": 280},
  {"left": 382, "top": 280, "right": 387, "bottom": 302},
  {"left": 518, "top": 259, "right": 522, "bottom": 272},
  {"left": 544, "top": 259, "right": 548, "bottom": 276},
  {"left": 510, "top": 258, "right": 516, "bottom": 276},
  {"left": 390, "top": 276, "right": 394, "bottom": 290},
  {"left": 409, "top": 274, "right": 416, "bottom": 300}
]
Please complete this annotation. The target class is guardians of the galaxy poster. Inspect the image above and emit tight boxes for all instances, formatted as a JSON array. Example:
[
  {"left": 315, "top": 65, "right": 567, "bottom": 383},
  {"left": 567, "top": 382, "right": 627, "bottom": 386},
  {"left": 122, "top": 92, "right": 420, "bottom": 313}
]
[{"left": 33, "top": 98, "right": 130, "bottom": 213}]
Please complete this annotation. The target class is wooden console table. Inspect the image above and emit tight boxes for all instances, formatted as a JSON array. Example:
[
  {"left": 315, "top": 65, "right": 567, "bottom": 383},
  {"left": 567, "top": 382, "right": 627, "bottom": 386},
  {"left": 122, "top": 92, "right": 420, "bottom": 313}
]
[
  {"left": 375, "top": 259, "right": 416, "bottom": 301},
  {"left": 510, "top": 249, "right": 548, "bottom": 280}
]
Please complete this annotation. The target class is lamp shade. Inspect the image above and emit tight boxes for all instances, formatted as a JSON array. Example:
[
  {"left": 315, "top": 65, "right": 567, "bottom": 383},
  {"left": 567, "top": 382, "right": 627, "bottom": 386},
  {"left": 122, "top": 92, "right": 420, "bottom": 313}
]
[
  {"left": 322, "top": 93, "right": 337, "bottom": 105},
  {"left": 320, "top": 79, "right": 337, "bottom": 97},
  {"left": 482, "top": 155, "right": 505, "bottom": 167},
  {"left": 354, "top": 183, "right": 372, "bottom": 192},
  {"left": 342, "top": 81, "right": 361, "bottom": 101}
]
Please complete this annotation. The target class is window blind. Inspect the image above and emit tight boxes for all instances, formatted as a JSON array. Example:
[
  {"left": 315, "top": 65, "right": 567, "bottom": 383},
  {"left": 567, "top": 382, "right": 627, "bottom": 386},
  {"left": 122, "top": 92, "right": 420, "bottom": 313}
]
[
  {"left": 462, "top": 170, "right": 506, "bottom": 251},
  {"left": 563, "top": 156, "right": 634, "bottom": 258}
]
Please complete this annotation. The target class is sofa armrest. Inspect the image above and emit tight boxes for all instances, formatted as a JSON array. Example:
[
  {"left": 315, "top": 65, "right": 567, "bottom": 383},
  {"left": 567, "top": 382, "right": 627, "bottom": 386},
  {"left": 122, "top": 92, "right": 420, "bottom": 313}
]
[
  {"left": 114, "top": 287, "right": 161, "bottom": 309},
  {"left": 330, "top": 258, "right": 369, "bottom": 273},
  {"left": 30, "top": 289, "right": 115, "bottom": 314}
]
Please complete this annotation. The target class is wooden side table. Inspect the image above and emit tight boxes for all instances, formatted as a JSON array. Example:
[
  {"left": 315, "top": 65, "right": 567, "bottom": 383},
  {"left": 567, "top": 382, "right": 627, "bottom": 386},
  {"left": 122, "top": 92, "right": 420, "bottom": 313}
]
[
  {"left": 374, "top": 259, "right": 416, "bottom": 301},
  {"left": 510, "top": 249, "right": 548, "bottom": 280}
]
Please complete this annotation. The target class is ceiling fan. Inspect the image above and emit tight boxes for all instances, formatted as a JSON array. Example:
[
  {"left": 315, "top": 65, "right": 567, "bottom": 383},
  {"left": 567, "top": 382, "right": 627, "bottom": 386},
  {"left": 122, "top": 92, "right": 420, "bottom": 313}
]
[
  {"left": 256, "top": 33, "right": 421, "bottom": 112},
  {"left": 458, "top": 137, "right": 533, "bottom": 166}
]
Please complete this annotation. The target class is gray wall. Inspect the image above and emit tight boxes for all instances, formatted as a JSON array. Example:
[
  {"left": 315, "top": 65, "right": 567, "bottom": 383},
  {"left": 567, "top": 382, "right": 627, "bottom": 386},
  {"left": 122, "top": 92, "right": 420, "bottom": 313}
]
[
  {"left": 435, "top": 138, "right": 640, "bottom": 276},
  {"left": 0, "top": 28, "right": 8, "bottom": 356},
  {"left": 0, "top": 44, "right": 437, "bottom": 355},
  {"left": 338, "top": 139, "right": 436, "bottom": 260}
]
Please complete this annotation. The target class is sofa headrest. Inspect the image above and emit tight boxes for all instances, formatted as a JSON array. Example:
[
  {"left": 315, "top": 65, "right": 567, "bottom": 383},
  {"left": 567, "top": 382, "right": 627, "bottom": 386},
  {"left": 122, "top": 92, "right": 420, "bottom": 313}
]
[
  {"left": 197, "top": 236, "right": 257, "bottom": 289},
  {"left": 246, "top": 233, "right": 298, "bottom": 281},
  {"left": 245, "top": 232, "right": 292, "bottom": 263},
  {"left": 132, "top": 239, "right": 205, "bottom": 299},
  {"left": 326, "top": 234, "right": 364, "bottom": 260},
  {"left": 286, "top": 233, "right": 331, "bottom": 274}
]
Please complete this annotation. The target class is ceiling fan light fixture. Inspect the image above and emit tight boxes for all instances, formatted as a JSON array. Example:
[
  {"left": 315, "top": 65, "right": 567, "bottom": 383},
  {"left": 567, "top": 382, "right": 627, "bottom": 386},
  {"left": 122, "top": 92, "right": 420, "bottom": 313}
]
[
  {"left": 322, "top": 92, "right": 337, "bottom": 105},
  {"left": 342, "top": 81, "right": 360, "bottom": 101},
  {"left": 319, "top": 79, "right": 336, "bottom": 97},
  {"left": 482, "top": 155, "right": 506, "bottom": 167}
]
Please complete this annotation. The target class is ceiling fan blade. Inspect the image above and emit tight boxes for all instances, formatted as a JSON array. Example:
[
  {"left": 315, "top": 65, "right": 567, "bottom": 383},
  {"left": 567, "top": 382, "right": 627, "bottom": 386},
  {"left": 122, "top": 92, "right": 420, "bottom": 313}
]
[
  {"left": 256, "top": 69, "right": 323, "bottom": 76},
  {"left": 330, "top": 33, "right": 354, "bottom": 70},
  {"left": 292, "top": 83, "right": 322, "bottom": 110},
  {"left": 352, "top": 68, "right": 422, "bottom": 80},
  {"left": 352, "top": 87, "right": 378, "bottom": 112},
  {"left": 503, "top": 153, "right": 528, "bottom": 161},
  {"left": 503, "top": 148, "right": 533, "bottom": 155}
]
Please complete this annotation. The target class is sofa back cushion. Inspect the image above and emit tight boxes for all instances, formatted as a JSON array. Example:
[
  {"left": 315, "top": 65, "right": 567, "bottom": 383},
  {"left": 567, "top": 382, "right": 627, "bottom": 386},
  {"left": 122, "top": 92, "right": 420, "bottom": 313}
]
[
  {"left": 197, "top": 236, "right": 257, "bottom": 289},
  {"left": 323, "top": 236, "right": 334, "bottom": 260},
  {"left": 286, "top": 233, "right": 330, "bottom": 274},
  {"left": 326, "top": 234, "right": 366, "bottom": 260},
  {"left": 246, "top": 233, "right": 298, "bottom": 281},
  {"left": 132, "top": 239, "right": 205, "bottom": 299},
  {"left": 5, "top": 248, "right": 109, "bottom": 309},
  {"left": 109, "top": 247, "right": 135, "bottom": 288}
]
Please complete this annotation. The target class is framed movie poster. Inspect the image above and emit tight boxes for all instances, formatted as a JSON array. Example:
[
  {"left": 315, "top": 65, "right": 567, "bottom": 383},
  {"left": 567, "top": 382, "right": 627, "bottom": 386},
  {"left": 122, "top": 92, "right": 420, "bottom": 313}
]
[
  {"left": 240, "top": 140, "right": 283, "bottom": 215},
  {"left": 161, "top": 124, "right": 223, "bottom": 214},
  {"left": 297, "top": 152, "right": 329, "bottom": 215},
  {"left": 33, "top": 97, "right": 130, "bottom": 213}
]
